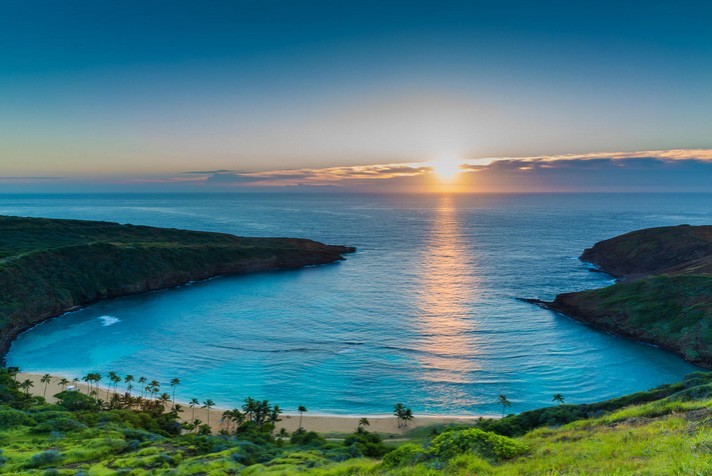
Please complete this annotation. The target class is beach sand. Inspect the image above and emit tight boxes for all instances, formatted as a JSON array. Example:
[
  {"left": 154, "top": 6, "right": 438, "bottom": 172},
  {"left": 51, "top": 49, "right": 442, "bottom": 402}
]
[{"left": 17, "top": 372, "right": 483, "bottom": 435}]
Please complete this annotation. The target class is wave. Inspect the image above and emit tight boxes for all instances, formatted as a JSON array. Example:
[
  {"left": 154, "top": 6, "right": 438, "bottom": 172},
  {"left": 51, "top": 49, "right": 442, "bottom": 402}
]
[{"left": 98, "top": 315, "right": 120, "bottom": 327}]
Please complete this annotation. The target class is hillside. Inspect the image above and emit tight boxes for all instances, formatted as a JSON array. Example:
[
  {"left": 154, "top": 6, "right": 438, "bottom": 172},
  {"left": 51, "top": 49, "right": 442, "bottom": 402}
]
[
  {"left": 533, "top": 225, "right": 712, "bottom": 367},
  {"left": 0, "top": 368, "right": 710, "bottom": 474},
  {"left": 0, "top": 216, "right": 354, "bottom": 361}
]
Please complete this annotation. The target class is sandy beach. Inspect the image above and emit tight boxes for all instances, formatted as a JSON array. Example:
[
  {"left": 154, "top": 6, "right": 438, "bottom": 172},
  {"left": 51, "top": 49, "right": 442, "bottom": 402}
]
[{"left": 17, "top": 372, "right": 483, "bottom": 435}]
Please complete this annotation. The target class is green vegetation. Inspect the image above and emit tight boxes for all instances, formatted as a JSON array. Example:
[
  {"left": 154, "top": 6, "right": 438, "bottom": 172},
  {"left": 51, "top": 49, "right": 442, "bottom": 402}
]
[
  {"left": 547, "top": 225, "right": 712, "bottom": 367},
  {"left": 555, "top": 274, "right": 712, "bottom": 365},
  {"left": 1, "top": 368, "right": 710, "bottom": 474},
  {"left": 0, "top": 215, "right": 354, "bottom": 360}
]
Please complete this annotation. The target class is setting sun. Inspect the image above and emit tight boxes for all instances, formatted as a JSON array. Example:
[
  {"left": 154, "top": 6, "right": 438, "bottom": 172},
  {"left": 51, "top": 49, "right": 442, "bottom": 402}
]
[{"left": 430, "top": 155, "right": 463, "bottom": 181}]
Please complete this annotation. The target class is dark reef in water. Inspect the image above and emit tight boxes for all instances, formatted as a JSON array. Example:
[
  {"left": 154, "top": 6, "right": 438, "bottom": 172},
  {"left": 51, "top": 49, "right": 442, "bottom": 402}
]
[
  {"left": 524, "top": 225, "right": 712, "bottom": 368},
  {"left": 0, "top": 216, "right": 354, "bottom": 363}
]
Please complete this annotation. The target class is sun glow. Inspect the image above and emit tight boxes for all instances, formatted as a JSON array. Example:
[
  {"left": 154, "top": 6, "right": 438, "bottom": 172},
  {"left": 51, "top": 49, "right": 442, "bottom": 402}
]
[{"left": 430, "top": 155, "right": 463, "bottom": 181}]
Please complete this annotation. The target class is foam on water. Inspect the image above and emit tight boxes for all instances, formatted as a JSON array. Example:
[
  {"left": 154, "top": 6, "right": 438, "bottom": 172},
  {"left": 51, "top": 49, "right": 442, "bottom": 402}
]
[{"left": 98, "top": 315, "right": 120, "bottom": 327}]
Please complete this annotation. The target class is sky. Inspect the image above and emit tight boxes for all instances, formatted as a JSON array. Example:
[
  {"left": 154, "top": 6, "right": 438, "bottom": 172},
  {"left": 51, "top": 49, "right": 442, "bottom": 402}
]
[{"left": 1, "top": 0, "right": 711, "bottom": 192}]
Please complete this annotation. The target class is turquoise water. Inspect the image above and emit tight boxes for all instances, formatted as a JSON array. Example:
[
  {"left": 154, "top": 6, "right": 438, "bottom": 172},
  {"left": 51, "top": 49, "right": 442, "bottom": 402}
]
[{"left": 4, "top": 193, "right": 710, "bottom": 416}]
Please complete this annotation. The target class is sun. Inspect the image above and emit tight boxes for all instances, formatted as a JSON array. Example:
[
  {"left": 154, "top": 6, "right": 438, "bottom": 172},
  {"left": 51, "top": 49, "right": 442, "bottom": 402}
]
[{"left": 429, "top": 155, "right": 463, "bottom": 181}]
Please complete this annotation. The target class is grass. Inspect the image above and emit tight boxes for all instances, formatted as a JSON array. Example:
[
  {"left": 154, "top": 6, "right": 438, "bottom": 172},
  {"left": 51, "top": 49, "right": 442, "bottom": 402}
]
[{"left": 0, "top": 369, "right": 710, "bottom": 474}]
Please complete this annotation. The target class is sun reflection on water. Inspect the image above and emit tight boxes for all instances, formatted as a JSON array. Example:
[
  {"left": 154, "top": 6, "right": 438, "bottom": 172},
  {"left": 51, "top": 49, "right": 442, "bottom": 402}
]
[{"left": 414, "top": 195, "right": 481, "bottom": 392}]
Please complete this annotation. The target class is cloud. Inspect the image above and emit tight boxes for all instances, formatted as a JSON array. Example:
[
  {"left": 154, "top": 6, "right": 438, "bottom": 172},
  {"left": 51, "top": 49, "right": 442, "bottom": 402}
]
[
  {"left": 0, "top": 176, "right": 65, "bottom": 182},
  {"left": 457, "top": 150, "right": 712, "bottom": 192},
  {"left": 85, "top": 148, "right": 712, "bottom": 193}
]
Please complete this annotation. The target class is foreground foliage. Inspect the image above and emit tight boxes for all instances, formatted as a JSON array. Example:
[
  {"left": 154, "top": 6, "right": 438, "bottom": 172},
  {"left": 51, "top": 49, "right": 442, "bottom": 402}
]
[{"left": 0, "top": 369, "right": 711, "bottom": 474}]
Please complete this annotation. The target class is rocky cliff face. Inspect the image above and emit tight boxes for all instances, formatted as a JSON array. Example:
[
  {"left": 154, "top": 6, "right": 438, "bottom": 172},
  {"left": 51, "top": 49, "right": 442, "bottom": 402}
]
[
  {"left": 0, "top": 216, "right": 354, "bottom": 362},
  {"left": 531, "top": 225, "right": 712, "bottom": 368}
]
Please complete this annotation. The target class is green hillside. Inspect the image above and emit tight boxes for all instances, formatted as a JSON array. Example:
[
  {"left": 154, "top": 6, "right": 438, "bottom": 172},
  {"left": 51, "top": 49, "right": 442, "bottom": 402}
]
[
  {"left": 0, "top": 369, "right": 710, "bottom": 474},
  {"left": 544, "top": 225, "right": 712, "bottom": 368},
  {"left": 0, "top": 216, "right": 354, "bottom": 360}
]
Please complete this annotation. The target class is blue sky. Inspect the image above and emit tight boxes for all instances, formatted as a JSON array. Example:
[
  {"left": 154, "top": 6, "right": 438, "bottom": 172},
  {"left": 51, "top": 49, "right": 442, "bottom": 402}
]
[{"left": 1, "top": 1, "right": 711, "bottom": 191}]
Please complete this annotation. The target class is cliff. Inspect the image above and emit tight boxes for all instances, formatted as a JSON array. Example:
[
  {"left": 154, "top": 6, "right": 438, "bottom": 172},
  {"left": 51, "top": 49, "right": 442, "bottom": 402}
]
[
  {"left": 530, "top": 225, "right": 712, "bottom": 368},
  {"left": 0, "top": 216, "right": 354, "bottom": 362}
]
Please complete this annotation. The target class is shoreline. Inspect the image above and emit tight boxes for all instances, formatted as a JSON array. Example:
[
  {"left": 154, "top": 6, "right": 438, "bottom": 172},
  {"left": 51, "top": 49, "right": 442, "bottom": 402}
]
[{"left": 17, "top": 372, "right": 484, "bottom": 435}]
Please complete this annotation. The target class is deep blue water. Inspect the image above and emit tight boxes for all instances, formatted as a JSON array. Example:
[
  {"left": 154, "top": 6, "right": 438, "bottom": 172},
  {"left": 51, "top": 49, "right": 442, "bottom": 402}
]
[{"left": 4, "top": 193, "right": 710, "bottom": 416}]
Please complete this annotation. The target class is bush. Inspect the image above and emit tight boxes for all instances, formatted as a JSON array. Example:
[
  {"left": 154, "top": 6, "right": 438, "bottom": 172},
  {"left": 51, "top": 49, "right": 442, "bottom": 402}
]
[
  {"left": 427, "top": 428, "right": 527, "bottom": 462},
  {"left": 290, "top": 430, "right": 327, "bottom": 447},
  {"left": 342, "top": 431, "right": 390, "bottom": 458},
  {"left": 382, "top": 443, "right": 426, "bottom": 468},
  {"left": 30, "top": 417, "right": 87, "bottom": 434},
  {"left": 0, "top": 407, "right": 36, "bottom": 427},
  {"left": 55, "top": 391, "right": 99, "bottom": 412},
  {"left": 25, "top": 449, "right": 64, "bottom": 468}
]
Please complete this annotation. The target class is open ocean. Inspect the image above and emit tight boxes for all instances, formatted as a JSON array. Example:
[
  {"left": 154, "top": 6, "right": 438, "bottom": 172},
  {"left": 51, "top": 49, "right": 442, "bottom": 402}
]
[{"left": 4, "top": 193, "right": 710, "bottom": 415}]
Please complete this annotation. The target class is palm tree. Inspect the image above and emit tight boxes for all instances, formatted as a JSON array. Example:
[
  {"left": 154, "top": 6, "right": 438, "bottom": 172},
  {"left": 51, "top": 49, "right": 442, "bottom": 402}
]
[
  {"left": 20, "top": 379, "right": 34, "bottom": 396},
  {"left": 149, "top": 380, "right": 160, "bottom": 400},
  {"left": 40, "top": 374, "right": 52, "bottom": 398},
  {"left": 393, "top": 403, "right": 405, "bottom": 428},
  {"left": 357, "top": 418, "right": 370, "bottom": 433},
  {"left": 137, "top": 377, "right": 147, "bottom": 397},
  {"left": 169, "top": 378, "right": 181, "bottom": 408},
  {"left": 402, "top": 408, "right": 414, "bottom": 428},
  {"left": 202, "top": 399, "right": 215, "bottom": 426},
  {"left": 552, "top": 393, "right": 565, "bottom": 405},
  {"left": 297, "top": 405, "right": 307, "bottom": 430},
  {"left": 497, "top": 394, "right": 512, "bottom": 417},
  {"left": 58, "top": 378, "right": 69, "bottom": 392},
  {"left": 124, "top": 375, "right": 134, "bottom": 394},
  {"left": 82, "top": 373, "right": 93, "bottom": 393},
  {"left": 159, "top": 392, "right": 171, "bottom": 407},
  {"left": 189, "top": 398, "right": 199, "bottom": 421},
  {"left": 7, "top": 366, "right": 20, "bottom": 383},
  {"left": 270, "top": 405, "right": 282, "bottom": 425},
  {"left": 192, "top": 419, "right": 202, "bottom": 434},
  {"left": 108, "top": 371, "right": 121, "bottom": 398}
]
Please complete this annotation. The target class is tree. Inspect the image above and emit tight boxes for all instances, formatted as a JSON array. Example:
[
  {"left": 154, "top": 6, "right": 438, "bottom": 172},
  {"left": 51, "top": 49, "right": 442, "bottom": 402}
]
[
  {"left": 393, "top": 403, "right": 407, "bottom": 428},
  {"left": 357, "top": 417, "right": 370, "bottom": 433},
  {"left": 169, "top": 378, "right": 181, "bottom": 408},
  {"left": 402, "top": 408, "right": 414, "bottom": 428},
  {"left": 202, "top": 399, "right": 215, "bottom": 426},
  {"left": 552, "top": 393, "right": 565, "bottom": 405},
  {"left": 20, "top": 379, "right": 34, "bottom": 396},
  {"left": 137, "top": 377, "right": 147, "bottom": 397},
  {"left": 124, "top": 374, "right": 134, "bottom": 394},
  {"left": 58, "top": 377, "right": 69, "bottom": 392},
  {"left": 7, "top": 366, "right": 20, "bottom": 383},
  {"left": 108, "top": 371, "right": 121, "bottom": 398},
  {"left": 149, "top": 380, "right": 160, "bottom": 400},
  {"left": 497, "top": 394, "right": 512, "bottom": 417},
  {"left": 40, "top": 374, "right": 52, "bottom": 398},
  {"left": 189, "top": 398, "right": 199, "bottom": 421},
  {"left": 297, "top": 405, "right": 307, "bottom": 430},
  {"left": 270, "top": 405, "right": 282, "bottom": 425}
]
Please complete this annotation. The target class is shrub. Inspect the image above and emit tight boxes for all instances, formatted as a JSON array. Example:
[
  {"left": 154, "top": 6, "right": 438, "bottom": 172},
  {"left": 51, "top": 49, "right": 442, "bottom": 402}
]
[
  {"left": 342, "top": 431, "right": 390, "bottom": 458},
  {"left": 0, "top": 407, "right": 36, "bottom": 427},
  {"left": 30, "top": 417, "right": 87, "bottom": 434},
  {"left": 290, "top": 430, "right": 327, "bottom": 447},
  {"left": 382, "top": 443, "right": 426, "bottom": 468},
  {"left": 25, "top": 449, "right": 64, "bottom": 469},
  {"left": 427, "top": 428, "right": 527, "bottom": 462},
  {"left": 55, "top": 391, "right": 99, "bottom": 412}
]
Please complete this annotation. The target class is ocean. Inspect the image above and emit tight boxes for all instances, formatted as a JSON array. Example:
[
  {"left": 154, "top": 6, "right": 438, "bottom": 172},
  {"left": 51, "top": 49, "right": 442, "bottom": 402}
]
[{"left": 4, "top": 193, "right": 710, "bottom": 415}]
